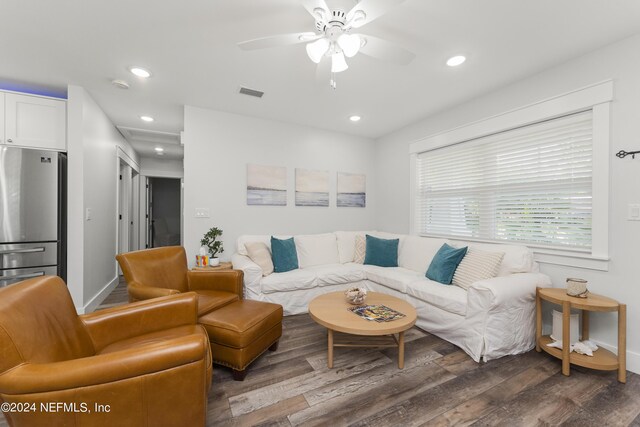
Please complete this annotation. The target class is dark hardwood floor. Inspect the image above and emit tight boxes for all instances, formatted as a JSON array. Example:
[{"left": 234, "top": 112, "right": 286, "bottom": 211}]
[{"left": 2, "top": 281, "right": 639, "bottom": 426}]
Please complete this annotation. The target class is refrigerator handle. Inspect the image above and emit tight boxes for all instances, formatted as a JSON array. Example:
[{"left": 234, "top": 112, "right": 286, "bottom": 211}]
[
  {"left": 0, "top": 247, "right": 46, "bottom": 255},
  {"left": 0, "top": 271, "right": 45, "bottom": 282}
]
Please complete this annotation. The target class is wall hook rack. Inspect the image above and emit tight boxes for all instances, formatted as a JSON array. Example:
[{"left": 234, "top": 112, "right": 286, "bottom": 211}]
[{"left": 616, "top": 150, "right": 640, "bottom": 159}]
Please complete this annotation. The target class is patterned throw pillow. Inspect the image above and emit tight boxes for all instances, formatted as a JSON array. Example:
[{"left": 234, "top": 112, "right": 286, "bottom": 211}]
[
  {"left": 353, "top": 235, "right": 366, "bottom": 264},
  {"left": 245, "top": 242, "right": 274, "bottom": 276},
  {"left": 452, "top": 248, "right": 505, "bottom": 290}
]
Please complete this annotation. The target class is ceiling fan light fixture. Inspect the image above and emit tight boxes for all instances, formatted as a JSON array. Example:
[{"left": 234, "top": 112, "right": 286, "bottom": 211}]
[
  {"left": 331, "top": 52, "right": 349, "bottom": 73},
  {"left": 337, "top": 34, "right": 361, "bottom": 58},
  {"left": 306, "top": 38, "right": 330, "bottom": 63}
]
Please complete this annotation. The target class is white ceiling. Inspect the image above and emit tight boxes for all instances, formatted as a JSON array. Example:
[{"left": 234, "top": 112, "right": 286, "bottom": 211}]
[{"left": 2, "top": 0, "right": 640, "bottom": 148}]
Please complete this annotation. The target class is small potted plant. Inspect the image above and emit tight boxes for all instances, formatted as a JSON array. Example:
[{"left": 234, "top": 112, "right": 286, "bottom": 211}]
[{"left": 201, "top": 227, "right": 224, "bottom": 266}]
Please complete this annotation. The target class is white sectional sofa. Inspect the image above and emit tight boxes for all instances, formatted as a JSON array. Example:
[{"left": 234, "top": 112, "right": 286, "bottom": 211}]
[{"left": 231, "top": 231, "right": 551, "bottom": 362}]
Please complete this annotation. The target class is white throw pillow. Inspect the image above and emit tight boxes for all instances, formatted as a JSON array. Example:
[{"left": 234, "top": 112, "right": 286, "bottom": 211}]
[
  {"left": 294, "top": 233, "right": 340, "bottom": 268},
  {"left": 452, "top": 248, "right": 505, "bottom": 290},
  {"left": 245, "top": 242, "right": 274, "bottom": 276},
  {"left": 353, "top": 235, "right": 366, "bottom": 264}
]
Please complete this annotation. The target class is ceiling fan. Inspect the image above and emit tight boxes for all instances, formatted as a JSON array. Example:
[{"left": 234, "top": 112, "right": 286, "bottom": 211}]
[{"left": 238, "top": 0, "right": 415, "bottom": 88}]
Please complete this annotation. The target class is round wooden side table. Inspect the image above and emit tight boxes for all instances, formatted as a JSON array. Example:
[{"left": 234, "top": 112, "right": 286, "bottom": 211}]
[
  {"left": 191, "top": 261, "right": 233, "bottom": 272},
  {"left": 535, "top": 287, "right": 626, "bottom": 383}
]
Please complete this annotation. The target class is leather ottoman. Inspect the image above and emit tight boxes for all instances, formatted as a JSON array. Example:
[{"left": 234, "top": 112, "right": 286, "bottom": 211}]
[{"left": 199, "top": 300, "right": 283, "bottom": 381}]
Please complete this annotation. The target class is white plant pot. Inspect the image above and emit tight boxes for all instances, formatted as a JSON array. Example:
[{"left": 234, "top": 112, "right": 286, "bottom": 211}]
[{"left": 210, "top": 257, "right": 220, "bottom": 267}]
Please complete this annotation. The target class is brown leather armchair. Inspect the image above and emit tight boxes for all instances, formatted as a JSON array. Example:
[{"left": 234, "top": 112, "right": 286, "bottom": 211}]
[
  {"left": 117, "top": 247, "right": 283, "bottom": 381},
  {"left": 116, "top": 246, "right": 243, "bottom": 316},
  {"left": 0, "top": 276, "right": 212, "bottom": 427}
]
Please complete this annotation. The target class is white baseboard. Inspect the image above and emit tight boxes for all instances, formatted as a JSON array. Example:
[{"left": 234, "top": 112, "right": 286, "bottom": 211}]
[
  {"left": 76, "top": 276, "right": 119, "bottom": 314},
  {"left": 595, "top": 340, "right": 640, "bottom": 375}
]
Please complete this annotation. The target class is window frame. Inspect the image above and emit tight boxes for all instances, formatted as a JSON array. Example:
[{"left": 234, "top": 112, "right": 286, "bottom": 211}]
[{"left": 409, "top": 81, "right": 612, "bottom": 271}]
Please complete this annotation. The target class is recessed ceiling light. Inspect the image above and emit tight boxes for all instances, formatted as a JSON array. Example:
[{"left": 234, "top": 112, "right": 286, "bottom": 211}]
[
  {"left": 349, "top": 115, "right": 361, "bottom": 122},
  {"left": 154, "top": 147, "right": 164, "bottom": 152},
  {"left": 140, "top": 116, "right": 154, "bottom": 122},
  {"left": 129, "top": 67, "right": 151, "bottom": 78},
  {"left": 446, "top": 55, "right": 466, "bottom": 67}
]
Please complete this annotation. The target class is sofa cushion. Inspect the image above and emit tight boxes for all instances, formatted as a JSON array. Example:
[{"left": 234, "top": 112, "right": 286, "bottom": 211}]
[
  {"left": 364, "top": 235, "right": 399, "bottom": 267},
  {"left": 426, "top": 243, "right": 468, "bottom": 284},
  {"left": 405, "top": 279, "right": 468, "bottom": 316},
  {"left": 260, "top": 269, "right": 317, "bottom": 294},
  {"left": 306, "top": 263, "right": 366, "bottom": 286},
  {"left": 452, "top": 248, "right": 504, "bottom": 290},
  {"left": 399, "top": 236, "right": 450, "bottom": 274},
  {"left": 363, "top": 265, "right": 424, "bottom": 293},
  {"left": 271, "top": 237, "right": 299, "bottom": 273},
  {"left": 295, "top": 233, "right": 340, "bottom": 268}
]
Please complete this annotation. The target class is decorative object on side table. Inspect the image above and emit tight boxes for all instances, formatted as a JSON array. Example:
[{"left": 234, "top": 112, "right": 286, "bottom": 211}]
[
  {"left": 566, "top": 277, "right": 588, "bottom": 298},
  {"left": 201, "top": 227, "right": 224, "bottom": 266},
  {"left": 345, "top": 287, "right": 367, "bottom": 305}
]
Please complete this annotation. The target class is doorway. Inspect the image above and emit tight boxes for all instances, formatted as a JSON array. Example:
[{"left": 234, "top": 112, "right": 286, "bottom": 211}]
[{"left": 147, "top": 177, "right": 181, "bottom": 248}]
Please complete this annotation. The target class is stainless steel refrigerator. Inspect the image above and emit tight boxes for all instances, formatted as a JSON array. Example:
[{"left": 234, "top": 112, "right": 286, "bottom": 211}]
[{"left": 0, "top": 147, "right": 66, "bottom": 287}]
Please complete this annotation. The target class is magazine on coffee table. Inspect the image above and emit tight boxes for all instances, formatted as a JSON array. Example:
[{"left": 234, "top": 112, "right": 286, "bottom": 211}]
[{"left": 348, "top": 304, "right": 406, "bottom": 322}]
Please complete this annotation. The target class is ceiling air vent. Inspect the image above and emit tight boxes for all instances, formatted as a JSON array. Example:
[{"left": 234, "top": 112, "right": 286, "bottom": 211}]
[{"left": 239, "top": 87, "right": 264, "bottom": 98}]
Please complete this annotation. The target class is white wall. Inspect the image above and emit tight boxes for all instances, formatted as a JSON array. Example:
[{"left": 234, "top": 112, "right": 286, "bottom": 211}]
[
  {"left": 183, "top": 106, "right": 376, "bottom": 264},
  {"left": 375, "top": 34, "right": 640, "bottom": 373},
  {"left": 140, "top": 156, "right": 183, "bottom": 178},
  {"left": 67, "top": 85, "right": 140, "bottom": 313}
]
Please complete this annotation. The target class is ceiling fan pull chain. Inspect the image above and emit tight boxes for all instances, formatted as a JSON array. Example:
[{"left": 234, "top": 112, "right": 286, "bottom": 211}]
[{"left": 330, "top": 72, "right": 337, "bottom": 90}]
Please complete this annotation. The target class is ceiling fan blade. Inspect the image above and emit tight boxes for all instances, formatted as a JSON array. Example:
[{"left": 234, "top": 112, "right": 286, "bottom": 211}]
[
  {"left": 346, "top": 0, "right": 407, "bottom": 28},
  {"left": 238, "top": 32, "right": 319, "bottom": 50},
  {"left": 300, "top": 0, "right": 331, "bottom": 21},
  {"left": 358, "top": 34, "right": 415, "bottom": 65}
]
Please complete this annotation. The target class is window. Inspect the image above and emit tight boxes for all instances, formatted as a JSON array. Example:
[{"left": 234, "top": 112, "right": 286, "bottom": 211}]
[
  {"left": 414, "top": 111, "right": 593, "bottom": 251},
  {"left": 409, "top": 81, "right": 612, "bottom": 269}
]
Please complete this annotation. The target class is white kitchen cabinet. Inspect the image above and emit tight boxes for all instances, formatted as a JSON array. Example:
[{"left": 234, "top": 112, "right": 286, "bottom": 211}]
[{"left": 3, "top": 92, "right": 66, "bottom": 151}]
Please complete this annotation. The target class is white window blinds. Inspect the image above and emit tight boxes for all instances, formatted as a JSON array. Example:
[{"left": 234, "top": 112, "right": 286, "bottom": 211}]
[{"left": 415, "top": 111, "right": 593, "bottom": 250}]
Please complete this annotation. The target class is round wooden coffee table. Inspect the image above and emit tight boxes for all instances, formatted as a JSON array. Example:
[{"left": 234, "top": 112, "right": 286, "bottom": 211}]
[{"left": 309, "top": 291, "right": 417, "bottom": 369}]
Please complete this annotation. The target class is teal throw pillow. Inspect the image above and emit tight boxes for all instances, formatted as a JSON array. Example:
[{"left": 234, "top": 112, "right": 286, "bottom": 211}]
[
  {"left": 271, "top": 237, "right": 299, "bottom": 273},
  {"left": 364, "top": 234, "right": 399, "bottom": 267},
  {"left": 426, "top": 243, "right": 468, "bottom": 284}
]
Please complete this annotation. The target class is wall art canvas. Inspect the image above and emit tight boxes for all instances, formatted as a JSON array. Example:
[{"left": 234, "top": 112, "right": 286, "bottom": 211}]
[
  {"left": 247, "top": 164, "right": 287, "bottom": 206},
  {"left": 295, "top": 168, "right": 329, "bottom": 207},
  {"left": 337, "top": 172, "right": 366, "bottom": 207}
]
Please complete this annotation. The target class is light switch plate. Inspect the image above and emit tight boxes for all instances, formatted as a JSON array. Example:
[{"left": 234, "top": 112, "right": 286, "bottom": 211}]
[
  {"left": 628, "top": 204, "right": 640, "bottom": 221},
  {"left": 195, "top": 208, "right": 210, "bottom": 218}
]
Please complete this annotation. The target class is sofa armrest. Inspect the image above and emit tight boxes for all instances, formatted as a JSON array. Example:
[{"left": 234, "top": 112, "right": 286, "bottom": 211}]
[
  {"left": 231, "top": 253, "right": 263, "bottom": 289},
  {"left": 127, "top": 281, "right": 181, "bottom": 301},
  {"left": 81, "top": 292, "right": 198, "bottom": 351},
  {"left": 467, "top": 273, "right": 552, "bottom": 311},
  {"left": 187, "top": 270, "right": 243, "bottom": 297},
  {"left": 0, "top": 332, "right": 207, "bottom": 394}
]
